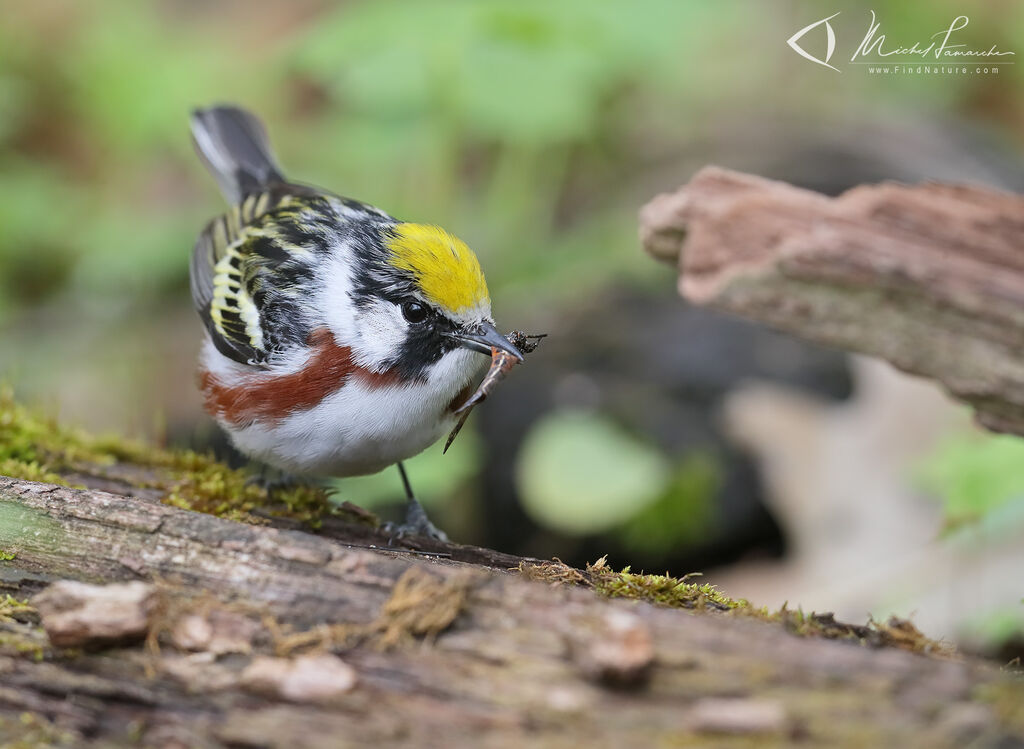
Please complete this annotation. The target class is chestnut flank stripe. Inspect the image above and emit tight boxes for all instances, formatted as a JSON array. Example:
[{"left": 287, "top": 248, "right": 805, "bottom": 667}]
[{"left": 200, "top": 329, "right": 406, "bottom": 427}]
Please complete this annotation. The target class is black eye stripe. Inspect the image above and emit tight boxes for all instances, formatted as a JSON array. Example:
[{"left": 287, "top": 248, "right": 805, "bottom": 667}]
[{"left": 386, "top": 302, "right": 461, "bottom": 379}]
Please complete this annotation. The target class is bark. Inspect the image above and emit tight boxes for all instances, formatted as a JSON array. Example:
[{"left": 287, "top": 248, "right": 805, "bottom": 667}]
[
  {"left": 1, "top": 476, "right": 1022, "bottom": 748},
  {"left": 639, "top": 166, "right": 1024, "bottom": 436}
]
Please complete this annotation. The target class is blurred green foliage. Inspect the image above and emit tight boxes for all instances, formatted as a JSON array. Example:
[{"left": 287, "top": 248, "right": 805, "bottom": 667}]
[
  {"left": 0, "top": 0, "right": 716, "bottom": 326},
  {"left": 5, "top": 0, "right": 1019, "bottom": 325},
  {"left": 960, "top": 606, "right": 1024, "bottom": 650},
  {"left": 287, "top": 0, "right": 722, "bottom": 307},
  {"left": 618, "top": 452, "right": 720, "bottom": 556},
  {"left": 515, "top": 408, "right": 671, "bottom": 534},
  {"left": 917, "top": 431, "right": 1024, "bottom": 530}
]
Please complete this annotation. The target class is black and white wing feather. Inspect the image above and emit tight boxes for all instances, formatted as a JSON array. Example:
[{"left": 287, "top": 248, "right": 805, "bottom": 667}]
[
  {"left": 189, "top": 106, "right": 320, "bottom": 366},
  {"left": 190, "top": 191, "right": 324, "bottom": 366},
  {"left": 189, "top": 105, "right": 396, "bottom": 367}
]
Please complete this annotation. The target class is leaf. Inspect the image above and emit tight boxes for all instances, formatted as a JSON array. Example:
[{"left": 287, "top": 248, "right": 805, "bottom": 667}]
[
  {"left": 515, "top": 409, "right": 670, "bottom": 535},
  {"left": 916, "top": 430, "right": 1024, "bottom": 527}
]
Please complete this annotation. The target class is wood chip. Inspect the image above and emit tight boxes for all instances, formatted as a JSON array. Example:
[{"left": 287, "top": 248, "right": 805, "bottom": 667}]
[
  {"left": 170, "top": 609, "right": 260, "bottom": 655},
  {"left": 690, "top": 698, "right": 787, "bottom": 735},
  {"left": 33, "top": 580, "right": 158, "bottom": 648},
  {"left": 576, "top": 609, "right": 655, "bottom": 688},
  {"left": 241, "top": 654, "right": 357, "bottom": 703}
]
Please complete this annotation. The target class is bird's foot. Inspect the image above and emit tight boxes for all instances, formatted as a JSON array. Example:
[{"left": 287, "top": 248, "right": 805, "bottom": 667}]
[
  {"left": 382, "top": 499, "right": 449, "bottom": 543},
  {"left": 246, "top": 469, "right": 307, "bottom": 495}
]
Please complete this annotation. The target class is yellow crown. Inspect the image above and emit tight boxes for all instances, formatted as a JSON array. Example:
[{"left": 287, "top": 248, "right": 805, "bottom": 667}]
[{"left": 386, "top": 223, "right": 490, "bottom": 315}]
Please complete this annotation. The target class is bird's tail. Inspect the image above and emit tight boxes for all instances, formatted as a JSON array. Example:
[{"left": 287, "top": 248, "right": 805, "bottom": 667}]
[{"left": 190, "top": 105, "right": 285, "bottom": 204}]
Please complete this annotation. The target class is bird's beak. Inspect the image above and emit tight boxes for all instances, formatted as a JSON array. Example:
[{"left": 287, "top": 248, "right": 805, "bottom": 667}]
[{"left": 453, "top": 321, "right": 524, "bottom": 361}]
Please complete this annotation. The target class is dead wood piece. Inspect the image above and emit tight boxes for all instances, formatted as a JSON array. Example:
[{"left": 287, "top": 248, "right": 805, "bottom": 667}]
[
  {"left": 689, "top": 697, "right": 788, "bottom": 735},
  {"left": 640, "top": 166, "right": 1024, "bottom": 436},
  {"left": 170, "top": 608, "right": 260, "bottom": 655},
  {"left": 241, "top": 654, "right": 357, "bottom": 703},
  {"left": 33, "top": 580, "right": 157, "bottom": 648},
  {"left": 573, "top": 608, "right": 654, "bottom": 689}
]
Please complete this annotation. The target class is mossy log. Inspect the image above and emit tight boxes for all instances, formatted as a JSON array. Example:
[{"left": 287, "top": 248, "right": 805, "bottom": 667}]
[
  {"left": 640, "top": 167, "right": 1024, "bottom": 437},
  {"left": 1, "top": 476, "right": 1023, "bottom": 747}
]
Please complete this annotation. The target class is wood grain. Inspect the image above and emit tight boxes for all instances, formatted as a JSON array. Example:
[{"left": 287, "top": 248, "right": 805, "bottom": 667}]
[
  {"left": 640, "top": 167, "right": 1024, "bottom": 436},
  {"left": 1, "top": 476, "right": 1022, "bottom": 747}
]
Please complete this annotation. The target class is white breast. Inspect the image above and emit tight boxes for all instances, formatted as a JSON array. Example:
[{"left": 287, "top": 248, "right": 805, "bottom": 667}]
[{"left": 220, "top": 346, "right": 482, "bottom": 477}]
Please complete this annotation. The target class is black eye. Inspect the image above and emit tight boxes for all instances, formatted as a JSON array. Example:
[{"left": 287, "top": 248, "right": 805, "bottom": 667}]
[{"left": 401, "top": 300, "right": 429, "bottom": 324}]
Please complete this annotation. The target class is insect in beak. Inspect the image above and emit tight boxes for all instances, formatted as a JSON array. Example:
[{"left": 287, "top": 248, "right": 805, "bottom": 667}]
[
  {"left": 452, "top": 321, "right": 524, "bottom": 362},
  {"left": 443, "top": 329, "right": 545, "bottom": 453}
]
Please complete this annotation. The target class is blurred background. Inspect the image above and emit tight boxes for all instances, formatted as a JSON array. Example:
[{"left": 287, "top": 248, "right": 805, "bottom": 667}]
[{"left": 2, "top": 0, "right": 1023, "bottom": 657}]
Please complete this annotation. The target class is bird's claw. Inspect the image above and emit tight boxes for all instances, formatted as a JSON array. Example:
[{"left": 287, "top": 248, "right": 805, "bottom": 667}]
[
  {"left": 382, "top": 502, "right": 449, "bottom": 544},
  {"left": 245, "top": 471, "right": 305, "bottom": 495}
]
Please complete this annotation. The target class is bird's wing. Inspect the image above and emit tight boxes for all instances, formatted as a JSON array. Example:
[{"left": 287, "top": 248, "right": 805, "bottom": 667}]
[{"left": 190, "top": 187, "right": 332, "bottom": 366}]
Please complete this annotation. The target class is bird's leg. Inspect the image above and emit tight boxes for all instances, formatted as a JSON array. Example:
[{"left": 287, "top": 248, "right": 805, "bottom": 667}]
[
  {"left": 383, "top": 462, "right": 449, "bottom": 542},
  {"left": 246, "top": 465, "right": 306, "bottom": 495}
]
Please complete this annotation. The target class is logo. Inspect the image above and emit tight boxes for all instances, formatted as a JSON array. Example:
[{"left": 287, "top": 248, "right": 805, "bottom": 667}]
[
  {"left": 787, "top": 11, "right": 1015, "bottom": 74},
  {"left": 787, "top": 12, "right": 841, "bottom": 72}
]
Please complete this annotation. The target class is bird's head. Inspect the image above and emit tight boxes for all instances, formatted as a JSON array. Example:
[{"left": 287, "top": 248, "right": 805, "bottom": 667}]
[{"left": 325, "top": 222, "right": 521, "bottom": 381}]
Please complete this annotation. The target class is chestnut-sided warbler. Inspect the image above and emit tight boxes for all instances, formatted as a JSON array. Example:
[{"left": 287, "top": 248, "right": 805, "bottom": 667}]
[{"left": 189, "top": 105, "right": 522, "bottom": 539}]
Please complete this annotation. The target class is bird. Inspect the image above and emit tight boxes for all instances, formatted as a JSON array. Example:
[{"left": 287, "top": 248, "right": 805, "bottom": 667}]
[{"left": 188, "top": 104, "right": 522, "bottom": 540}]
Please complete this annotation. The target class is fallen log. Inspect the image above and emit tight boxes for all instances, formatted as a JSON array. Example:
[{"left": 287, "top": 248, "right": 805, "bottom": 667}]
[
  {"left": 1, "top": 476, "right": 1022, "bottom": 747},
  {"left": 639, "top": 167, "right": 1024, "bottom": 436}
]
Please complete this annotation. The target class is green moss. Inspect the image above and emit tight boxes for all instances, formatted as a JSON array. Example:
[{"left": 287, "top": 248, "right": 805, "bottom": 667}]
[
  {"left": 522, "top": 557, "right": 957, "bottom": 658},
  {"left": 0, "top": 549, "right": 15, "bottom": 561},
  {"left": 587, "top": 556, "right": 744, "bottom": 611},
  {"left": 0, "top": 594, "right": 34, "bottom": 621},
  {"left": 0, "top": 631, "right": 46, "bottom": 661},
  {"left": 0, "top": 384, "right": 105, "bottom": 487},
  {"left": 0, "top": 458, "right": 67, "bottom": 486},
  {"left": 0, "top": 596, "right": 46, "bottom": 662},
  {"left": 0, "top": 385, "right": 366, "bottom": 529},
  {"left": 0, "top": 711, "right": 77, "bottom": 748},
  {"left": 974, "top": 681, "right": 1024, "bottom": 734},
  {"left": 159, "top": 449, "right": 275, "bottom": 523},
  {"left": 523, "top": 556, "right": 749, "bottom": 611},
  {"left": 273, "top": 485, "right": 340, "bottom": 529}
]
